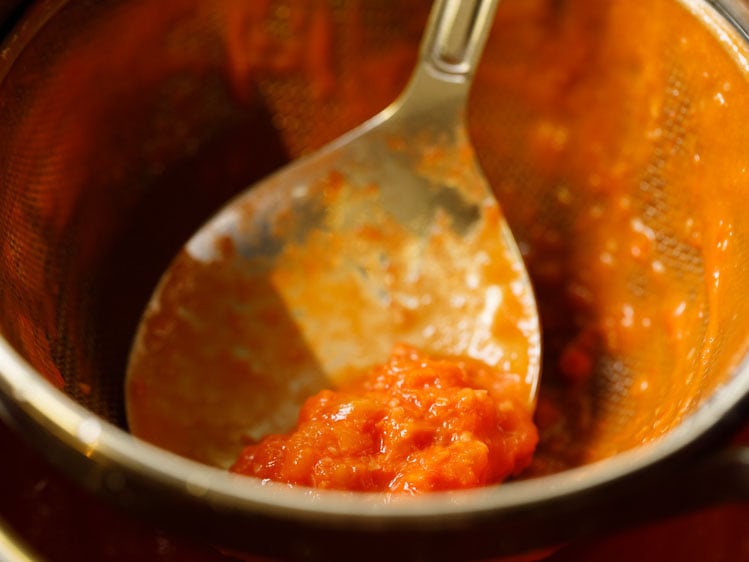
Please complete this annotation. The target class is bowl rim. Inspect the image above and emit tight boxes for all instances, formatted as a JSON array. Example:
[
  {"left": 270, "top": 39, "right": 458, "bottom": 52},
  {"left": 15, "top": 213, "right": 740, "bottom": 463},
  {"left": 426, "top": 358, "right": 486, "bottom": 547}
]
[{"left": 1, "top": 332, "right": 748, "bottom": 522}]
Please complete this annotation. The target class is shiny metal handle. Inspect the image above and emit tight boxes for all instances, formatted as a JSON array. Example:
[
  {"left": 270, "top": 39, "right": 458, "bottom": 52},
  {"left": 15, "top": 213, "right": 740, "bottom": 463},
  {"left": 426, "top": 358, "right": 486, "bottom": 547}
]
[
  {"left": 420, "top": 0, "right": 500, "bottom": 79},
  {"left": 387, "top": 0, "right": 500, "bottom": 119}
]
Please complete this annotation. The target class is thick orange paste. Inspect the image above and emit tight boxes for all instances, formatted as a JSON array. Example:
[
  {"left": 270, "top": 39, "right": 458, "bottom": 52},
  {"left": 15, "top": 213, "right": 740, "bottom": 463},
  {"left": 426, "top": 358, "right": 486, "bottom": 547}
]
[{"left": 230, "top": 344, "right": 537, "bottom": 492}]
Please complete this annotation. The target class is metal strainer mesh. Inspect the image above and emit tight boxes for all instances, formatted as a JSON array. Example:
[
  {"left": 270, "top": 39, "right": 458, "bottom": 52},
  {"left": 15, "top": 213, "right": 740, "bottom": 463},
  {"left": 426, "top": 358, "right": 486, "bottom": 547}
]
[{"left": 0, "top": 0, "right": 748, "bottom": 477}]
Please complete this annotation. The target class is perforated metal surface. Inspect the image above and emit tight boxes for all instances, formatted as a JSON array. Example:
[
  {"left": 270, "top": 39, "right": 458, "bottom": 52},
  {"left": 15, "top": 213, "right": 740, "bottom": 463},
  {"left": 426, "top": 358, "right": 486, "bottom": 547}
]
[
  {"left": 0, "top": 1, "right": 748, "bottom": 558},
  {"left": 0, "top": 0, "right": 748, "bottom": 464}
]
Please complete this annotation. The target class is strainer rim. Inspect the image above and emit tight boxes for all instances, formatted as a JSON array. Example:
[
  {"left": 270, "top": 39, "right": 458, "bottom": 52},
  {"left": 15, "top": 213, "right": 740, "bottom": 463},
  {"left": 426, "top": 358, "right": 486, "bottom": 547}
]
[{"left": 1, "top": 332, "right": 748, "bottom": 522}]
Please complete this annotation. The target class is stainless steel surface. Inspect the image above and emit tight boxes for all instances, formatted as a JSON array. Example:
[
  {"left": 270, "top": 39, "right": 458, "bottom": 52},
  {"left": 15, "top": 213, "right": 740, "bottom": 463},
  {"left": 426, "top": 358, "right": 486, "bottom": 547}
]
[
  {"left": 0, "top": 518, "right": 38, "bottom": 562},
  {"left": 124, "top": 0, "right": 540, "bottom": 467},
  {"left": 0, "top": 1, "right": 747, "bottom": 561}
]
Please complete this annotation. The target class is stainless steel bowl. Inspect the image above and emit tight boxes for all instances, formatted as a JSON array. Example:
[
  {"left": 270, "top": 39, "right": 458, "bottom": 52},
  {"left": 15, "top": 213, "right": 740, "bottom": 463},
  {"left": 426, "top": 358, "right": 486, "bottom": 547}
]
[{"left": 0, "top": 1, "right": 748, "bottom": 560}]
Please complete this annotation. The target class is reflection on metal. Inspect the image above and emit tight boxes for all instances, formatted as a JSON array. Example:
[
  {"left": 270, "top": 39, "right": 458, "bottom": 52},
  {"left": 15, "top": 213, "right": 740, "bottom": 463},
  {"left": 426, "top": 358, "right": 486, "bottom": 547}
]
[{"left": 0, "top": 517, "right": 39, "bottom": 562}]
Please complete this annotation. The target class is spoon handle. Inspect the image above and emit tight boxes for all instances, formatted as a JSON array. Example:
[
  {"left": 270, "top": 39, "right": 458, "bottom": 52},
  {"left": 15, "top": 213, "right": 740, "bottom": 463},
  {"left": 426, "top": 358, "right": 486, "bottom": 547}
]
[
  {"left": 420, "top": 0, "right": 500, "bottom": 81},
  {"left": 386, "top": 0, "right": 500, "bottom": 119}
]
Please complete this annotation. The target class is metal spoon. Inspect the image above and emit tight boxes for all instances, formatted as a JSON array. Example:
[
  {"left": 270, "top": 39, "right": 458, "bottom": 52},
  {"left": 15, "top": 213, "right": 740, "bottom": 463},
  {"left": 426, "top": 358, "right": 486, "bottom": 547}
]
[{"left": 126, "top": 0, "right": 541, "bottom": 467}]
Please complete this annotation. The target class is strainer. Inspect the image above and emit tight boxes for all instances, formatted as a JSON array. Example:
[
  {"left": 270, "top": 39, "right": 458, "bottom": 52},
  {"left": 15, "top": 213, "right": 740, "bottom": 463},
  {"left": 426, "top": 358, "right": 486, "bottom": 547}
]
[{"left": 0, "top": 0, "right": 748, "bottom": 561}]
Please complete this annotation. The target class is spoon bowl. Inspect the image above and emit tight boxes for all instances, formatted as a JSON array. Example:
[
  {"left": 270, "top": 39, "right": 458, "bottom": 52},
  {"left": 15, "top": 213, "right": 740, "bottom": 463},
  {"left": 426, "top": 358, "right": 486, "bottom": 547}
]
[{"left": 126, "top": 0, "right": 540, "bottom": 467}]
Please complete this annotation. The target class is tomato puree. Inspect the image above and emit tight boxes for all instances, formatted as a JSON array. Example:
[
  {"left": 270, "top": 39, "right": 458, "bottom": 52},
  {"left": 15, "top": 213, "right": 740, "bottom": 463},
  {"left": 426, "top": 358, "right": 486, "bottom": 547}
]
[{"left": 231, "top": 344, "right": 537, "bottom": 492}]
